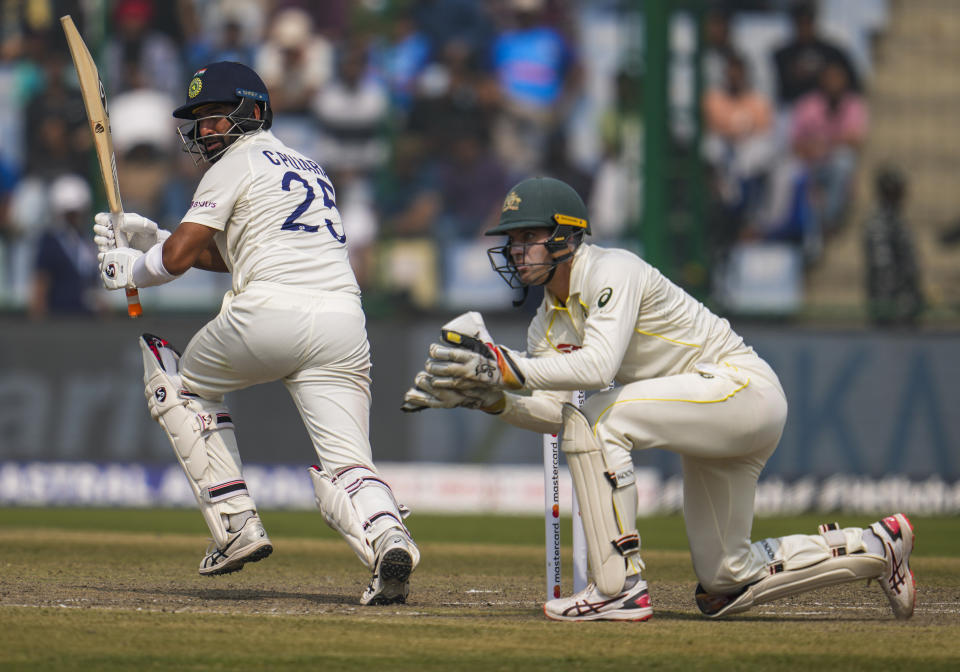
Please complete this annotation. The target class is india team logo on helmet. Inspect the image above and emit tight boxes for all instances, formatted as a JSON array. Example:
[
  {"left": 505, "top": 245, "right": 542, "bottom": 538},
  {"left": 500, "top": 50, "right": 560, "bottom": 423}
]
[{"left": 172, "top": 62, "right": 273, "bottom": 164}]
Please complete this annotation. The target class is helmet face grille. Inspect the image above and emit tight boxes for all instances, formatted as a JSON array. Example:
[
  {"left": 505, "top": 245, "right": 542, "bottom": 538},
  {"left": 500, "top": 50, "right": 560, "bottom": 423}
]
[
  {"left": 175, "top": 100, "right": 265, "bottom": 164},
  {"left": 486, "top": 224, "right": 584, "bottom": 289}
]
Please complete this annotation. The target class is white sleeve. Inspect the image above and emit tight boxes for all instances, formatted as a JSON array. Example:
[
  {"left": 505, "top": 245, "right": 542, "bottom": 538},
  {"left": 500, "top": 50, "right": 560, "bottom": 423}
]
[
  {"left": 181, "top": 147, "right": 251, "bottom": 230},
  {"left": 517, "top": 256, "right": 646, "bottom": 391},
  {"left": 497, "top": 389, "right": 568, "bottom": 434},
  {"left": 131, "top": 241, "right": 177, "bottom": 287}
]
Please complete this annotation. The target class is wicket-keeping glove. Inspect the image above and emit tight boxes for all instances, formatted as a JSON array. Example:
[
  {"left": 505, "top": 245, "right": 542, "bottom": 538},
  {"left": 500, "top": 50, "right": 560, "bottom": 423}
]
[
  {"left": 401, "top": 371, "right": 504, "bottom": 413},
  {"left": 425, "top": 330, "right": 526, "bottom": 391}
]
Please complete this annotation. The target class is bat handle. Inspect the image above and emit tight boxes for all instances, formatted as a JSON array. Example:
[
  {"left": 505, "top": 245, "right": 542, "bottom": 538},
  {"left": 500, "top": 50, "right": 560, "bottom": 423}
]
[{"left": 125, "top": 288, "right": 142, "bottom": 318}]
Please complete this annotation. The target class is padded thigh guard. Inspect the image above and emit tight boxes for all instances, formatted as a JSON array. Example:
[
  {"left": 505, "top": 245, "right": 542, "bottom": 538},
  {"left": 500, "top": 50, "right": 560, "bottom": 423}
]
[
  {"left": 697, "top": 522, "right": 886, "bottom": 618},
  {"left": 309, "top": 465, "right": 416, "bottom": 570},
  {"left": 561, "top": 404, "right": 642, "bottom": 597},
  {"left": 140, "top": 334, "right": 252, "bottom": 548}
]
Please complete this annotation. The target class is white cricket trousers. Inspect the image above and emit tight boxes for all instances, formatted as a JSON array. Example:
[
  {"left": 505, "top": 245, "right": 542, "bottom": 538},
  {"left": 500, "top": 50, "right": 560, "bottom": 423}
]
[
  {"left": 179, "top": 281, "right": 377, "bottom": 476},
  {"left": 580, "top": 353, "right": 789, "bottom": 594}
]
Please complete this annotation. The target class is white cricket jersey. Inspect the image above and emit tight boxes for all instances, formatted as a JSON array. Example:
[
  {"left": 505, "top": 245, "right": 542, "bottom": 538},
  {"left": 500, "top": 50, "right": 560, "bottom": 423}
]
[
  {"left": 181, "top": 130, "right": 358, "bottom": 295},
  {"left": 517, "top": 243, "right": 754, "bottom": 390}
]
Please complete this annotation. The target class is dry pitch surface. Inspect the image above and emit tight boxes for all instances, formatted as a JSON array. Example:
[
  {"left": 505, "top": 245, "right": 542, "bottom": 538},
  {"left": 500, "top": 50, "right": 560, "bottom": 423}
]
[{"left": 2, "top": 510, "right": 959, "bottom": 671}]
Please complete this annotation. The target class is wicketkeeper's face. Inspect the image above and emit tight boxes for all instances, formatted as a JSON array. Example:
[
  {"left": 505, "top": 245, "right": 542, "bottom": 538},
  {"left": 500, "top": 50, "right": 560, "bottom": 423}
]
[{"left": 507, "top": 227, "right": 555, "bottom": 285}]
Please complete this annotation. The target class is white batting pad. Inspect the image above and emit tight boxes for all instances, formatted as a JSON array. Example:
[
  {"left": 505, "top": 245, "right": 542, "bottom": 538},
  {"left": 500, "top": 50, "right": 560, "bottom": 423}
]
[
  {"left": 140, "top": 333, "right": 253, "bottom": 548},
  {"left": 309, "top": 465, "right": 376, "bottom": 569}
]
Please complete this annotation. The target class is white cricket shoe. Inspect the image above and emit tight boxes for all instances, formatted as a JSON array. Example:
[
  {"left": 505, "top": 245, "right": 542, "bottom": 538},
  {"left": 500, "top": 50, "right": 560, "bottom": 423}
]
[
  {"left": 199, "top": 515, "right": 273, "bottom": 576},
  {"left": 360, "top": 532, "right": 419, "bottom": 605},
  {"left": 543, "top": 576, "right": 653, "bottom": 622},
  {"left": 870, "top": 513, "right": 915, "bottom": 619}
]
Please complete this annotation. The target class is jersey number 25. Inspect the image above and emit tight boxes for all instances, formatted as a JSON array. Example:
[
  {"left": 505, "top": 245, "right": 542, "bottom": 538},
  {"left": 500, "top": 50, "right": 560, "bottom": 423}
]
[{"left": 280, "top": 170, "right": 346, "bottom": 243}]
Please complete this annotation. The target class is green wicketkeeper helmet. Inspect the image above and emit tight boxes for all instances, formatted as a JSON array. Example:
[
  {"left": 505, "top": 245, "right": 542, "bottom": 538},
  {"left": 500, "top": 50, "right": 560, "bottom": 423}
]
[{"left": 486, "top": 176, "right": 590, "bottom": 290}]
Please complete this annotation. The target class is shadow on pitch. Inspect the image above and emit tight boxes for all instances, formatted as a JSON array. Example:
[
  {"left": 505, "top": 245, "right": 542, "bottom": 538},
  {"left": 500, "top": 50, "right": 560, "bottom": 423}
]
[{"left": 78, "top": 583, "right": 359, "bottom": 606}]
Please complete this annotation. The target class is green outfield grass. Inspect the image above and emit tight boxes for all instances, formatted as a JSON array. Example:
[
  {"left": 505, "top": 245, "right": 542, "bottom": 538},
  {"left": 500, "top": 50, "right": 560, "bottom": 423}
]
[{"left": 2, "top": 509, "right": 959, "bottom": 671}]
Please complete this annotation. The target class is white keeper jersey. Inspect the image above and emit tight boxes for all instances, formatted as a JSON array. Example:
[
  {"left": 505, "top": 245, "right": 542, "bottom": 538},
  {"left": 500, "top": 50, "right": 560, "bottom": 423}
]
[
  {"left": 181, "top": 129, "right": 358, "bottom": 295},
  {"left": 519, "top": 243, "right": 755, "bottom": 390}
]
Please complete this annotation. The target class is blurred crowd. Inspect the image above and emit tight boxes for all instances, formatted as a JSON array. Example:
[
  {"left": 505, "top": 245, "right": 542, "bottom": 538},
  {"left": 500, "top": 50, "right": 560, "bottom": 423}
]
[{"left": 0, "top": 0, "right": 891, "bottom": 317}]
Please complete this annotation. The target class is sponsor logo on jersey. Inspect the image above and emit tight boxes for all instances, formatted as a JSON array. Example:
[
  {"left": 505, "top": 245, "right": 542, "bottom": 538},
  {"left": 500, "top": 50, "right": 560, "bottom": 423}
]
[
  {"left": 191, "top": 200, "right": 217, "bottom": 209},
  {"left": 502, "top": 190, "right": 522, "bottom": 211},
  {"left": 598, "top": 287, "right": 613, "bottom": 307},
  {"left": 556, "top": 343, "right": 581, "bottom": 353}
]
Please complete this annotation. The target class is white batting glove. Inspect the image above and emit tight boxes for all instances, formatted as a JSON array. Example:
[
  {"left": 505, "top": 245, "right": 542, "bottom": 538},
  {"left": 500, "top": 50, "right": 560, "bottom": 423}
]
[
  {"left": 94, "top": 212, "right": 169, "bottom": 253},
  {"left": 401, "top": 372, "right": 504, "bottom": 413},
  {"left": 100, "top": 247, "right": 143, "bottom": 290}
]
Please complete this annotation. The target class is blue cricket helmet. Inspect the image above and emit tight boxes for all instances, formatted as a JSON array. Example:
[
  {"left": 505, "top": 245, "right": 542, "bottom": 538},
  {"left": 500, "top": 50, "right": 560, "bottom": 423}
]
[{"left": 173, "top": 61, "right": 272, "bottom": 129}]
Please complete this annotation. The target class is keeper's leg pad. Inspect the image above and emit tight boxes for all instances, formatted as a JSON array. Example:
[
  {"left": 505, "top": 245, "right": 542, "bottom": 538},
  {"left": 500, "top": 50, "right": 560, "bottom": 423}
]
[
  {"left": 696, "top": 522, "right": 886, "bottom": 618},
  {"left": 140, "top": 333, "right": 253, "bottom": 548},
  {"left": 561, "top": 404, "right": 642, "bottom": 597},
  {"left": 309, "top": 465, "right": 417, "bottom": 571}
]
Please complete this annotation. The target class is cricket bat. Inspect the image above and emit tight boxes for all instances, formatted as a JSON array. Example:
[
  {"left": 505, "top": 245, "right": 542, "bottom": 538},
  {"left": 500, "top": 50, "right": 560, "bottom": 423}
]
[{"left": 60, "top": 14, "right": 143, "bottom": 318}]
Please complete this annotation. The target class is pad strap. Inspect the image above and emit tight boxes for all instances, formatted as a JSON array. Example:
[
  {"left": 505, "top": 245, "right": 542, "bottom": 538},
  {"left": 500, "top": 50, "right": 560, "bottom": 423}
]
[
  {"left": 205, "top": 479, "right": 249, "bottom": 503},
  {"left": 818, "top": 522, "right": 849, "bottom": 557}
]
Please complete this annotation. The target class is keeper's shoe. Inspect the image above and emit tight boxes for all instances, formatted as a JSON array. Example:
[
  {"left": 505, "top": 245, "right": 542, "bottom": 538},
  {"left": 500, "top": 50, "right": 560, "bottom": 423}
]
[
  {"left": 360, "top": 532, "right": 419, "bottom": 605},
  {"left": 199, "top": 515, "right": 273, "bottom": 576},
  {"left": 543, "top": 576, "right": 653, "bottom": 622},
  {"left": 870, "top": 513, "right": 916, "bottom": 620}
]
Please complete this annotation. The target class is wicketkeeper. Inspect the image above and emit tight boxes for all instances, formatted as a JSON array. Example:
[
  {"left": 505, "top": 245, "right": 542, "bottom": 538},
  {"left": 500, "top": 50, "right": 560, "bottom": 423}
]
[
  {"left": 403, "top": 176, "right": 915, "bottom": 621},
  {"left": 94, "top": 61, "right": 419, "bottom": 605}
]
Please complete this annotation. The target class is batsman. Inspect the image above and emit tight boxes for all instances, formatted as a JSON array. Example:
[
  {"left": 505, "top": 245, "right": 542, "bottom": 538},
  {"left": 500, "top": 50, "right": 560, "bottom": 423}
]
[
  {"left": 94, "top": 62, "right": 418, "bottom": 605},
  {"left": 404, "top": 176, "right": 915, "bottom": 621}
]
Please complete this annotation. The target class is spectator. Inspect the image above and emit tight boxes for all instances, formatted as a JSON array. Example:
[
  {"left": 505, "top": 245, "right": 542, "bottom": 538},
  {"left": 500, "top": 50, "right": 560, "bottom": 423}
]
[
  {"left": 256, "top": 7, "right": 333, "bottom": 115},
  {"left": 702, "top": 52, "right": 776, "bottom": 252},
  {"left": 772, "top": 0, "right": 861, "bottom": 108},
  {"left": 863, "top": 165, "right": 924, "bottom": 327},
  {"left": 702, "top": 7, "right": 739, "bottom": 91},
  {"left": 110, "top": 81, "right": 183, "bottom": 229},
  {"left": 104, "top": 0, "right": 182, "bottom": 98},
  {"left": 489, "top": 0, "right": 580, "bottom": 176},
  {"left": 435, "top": 113, "right": 508, "bottom": 243},
  {"left": 28, "top": 174, "right": 101, "bottom": 318},
  {"left": 312, "top": 40, "right": 390, "bottom": 174},
  {"left": 186, "top": 13, "right": 259, "bottom": 71},
  {"left": 590, "top": 70, "right": 643, "bottom": 244},
  {"left": 370, "top": 9, "right": 431, "bottom": 114},
  {"left": 412, "top": 0, "right": 495, "bottom": 58},
  {"left": 376, "top": 134, "right": 441, "bottom": 239},
  {"left": 408, "top": 38, "right": 499, "bottom": 160},
  {"left": 337, "top": 172, "right": 380, "bottom": 291},
  {"left": 791, "top": 59, "right": 868, "bottom": 235},
  {"left": 22, "top": 49, "right": 90, "bottom": 180}
]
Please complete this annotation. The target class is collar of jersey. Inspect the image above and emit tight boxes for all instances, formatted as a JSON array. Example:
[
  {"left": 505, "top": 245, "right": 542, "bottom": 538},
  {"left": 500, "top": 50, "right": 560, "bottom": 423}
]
[
  {"left": 545, "top": 243, "right": 591, "bottom": 312},
  {"left": 220, "top": 128, "right": 268, "bottom": 158}
]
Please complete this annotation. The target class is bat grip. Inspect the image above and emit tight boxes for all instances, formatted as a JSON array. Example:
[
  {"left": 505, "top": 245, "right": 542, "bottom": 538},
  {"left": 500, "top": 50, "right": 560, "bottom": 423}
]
[{"left": 125, "top": 288, "right": 142, "bottom": 318}]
